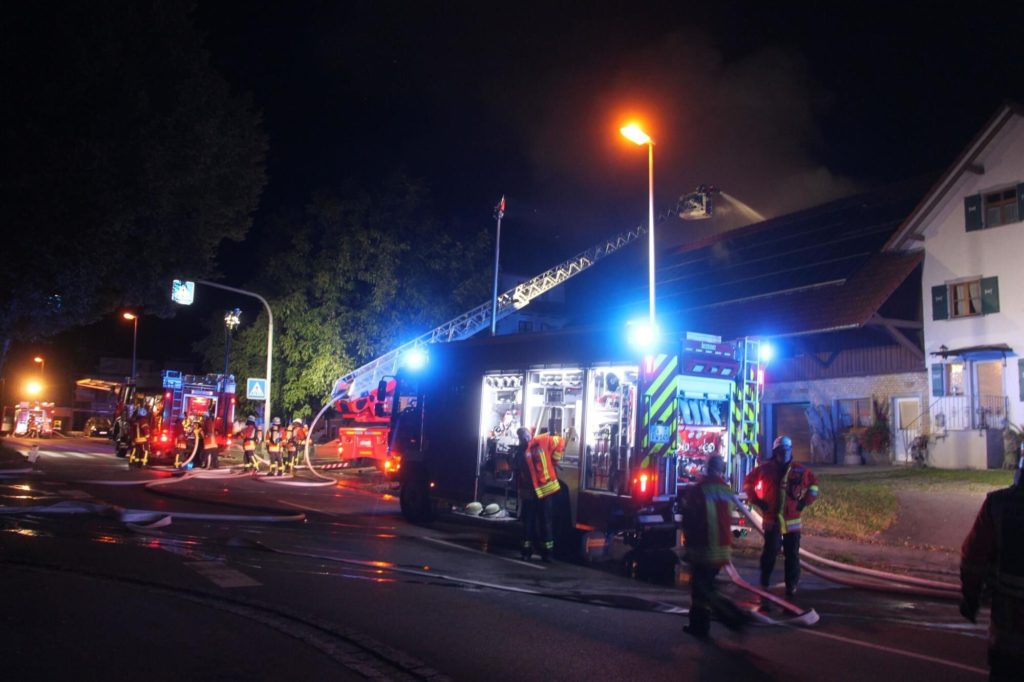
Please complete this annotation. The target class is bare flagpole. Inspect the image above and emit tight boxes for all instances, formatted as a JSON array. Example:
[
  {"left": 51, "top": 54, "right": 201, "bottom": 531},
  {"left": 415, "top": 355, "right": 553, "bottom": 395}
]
[{"left": 490, "top": 195, "right": 506, "bottom": 336}]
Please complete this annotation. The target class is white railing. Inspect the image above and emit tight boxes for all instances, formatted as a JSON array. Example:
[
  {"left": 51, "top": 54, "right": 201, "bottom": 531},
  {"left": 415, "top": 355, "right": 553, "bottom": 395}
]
[{"left": 931, "top": 394, "right": 1008, "bottom": 431}]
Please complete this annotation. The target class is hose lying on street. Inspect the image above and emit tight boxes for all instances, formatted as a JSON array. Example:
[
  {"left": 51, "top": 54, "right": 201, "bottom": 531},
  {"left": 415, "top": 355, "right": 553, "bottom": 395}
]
[{"left": 733, "top": 496, "right": 960, "bottom": 599}]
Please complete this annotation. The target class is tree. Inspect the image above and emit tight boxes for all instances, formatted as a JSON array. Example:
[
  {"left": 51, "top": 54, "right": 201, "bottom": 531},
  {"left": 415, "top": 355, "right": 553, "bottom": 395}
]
[
  {"left": 197, "top": 176, "right": 492, "bottom": 419},
  {"left": 0, "top": 1, "right": 267, "bottom": 372}
]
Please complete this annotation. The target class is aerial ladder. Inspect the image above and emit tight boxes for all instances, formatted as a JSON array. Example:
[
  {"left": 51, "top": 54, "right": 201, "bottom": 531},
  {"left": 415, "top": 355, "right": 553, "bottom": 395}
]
[{"left": 330, "top": 186, "right": 719, "bottom": 401}]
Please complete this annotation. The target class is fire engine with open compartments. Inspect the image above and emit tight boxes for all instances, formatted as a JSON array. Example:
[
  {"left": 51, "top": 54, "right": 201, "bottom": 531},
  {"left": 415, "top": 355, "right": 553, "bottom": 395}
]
[{"left": 384, "top": 327, "right": 764, "bottom": 554}]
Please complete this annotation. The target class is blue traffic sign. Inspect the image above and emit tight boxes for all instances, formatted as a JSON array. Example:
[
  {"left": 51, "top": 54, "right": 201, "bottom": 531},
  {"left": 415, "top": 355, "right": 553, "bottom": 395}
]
[{"left": 246, "top": 378, "right": 268, "bottom": 401}]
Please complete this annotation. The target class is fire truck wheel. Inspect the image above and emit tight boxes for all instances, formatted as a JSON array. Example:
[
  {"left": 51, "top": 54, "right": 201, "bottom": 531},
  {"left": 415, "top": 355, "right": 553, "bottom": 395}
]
[{"left": 400, "top": 474, "right": 434, "bottom": 524}]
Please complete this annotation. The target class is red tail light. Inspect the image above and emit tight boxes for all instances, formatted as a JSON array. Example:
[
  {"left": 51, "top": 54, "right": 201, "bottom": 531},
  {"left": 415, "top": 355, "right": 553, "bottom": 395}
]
[
  {"left": 639, "top": 473, "right": 649, "bottom": 494},
  {"left": 632, "top": 469, "right": 655, "bottom": 503},
  {"left": 160, "top": 432, "right": 169, "bottom": 443}
]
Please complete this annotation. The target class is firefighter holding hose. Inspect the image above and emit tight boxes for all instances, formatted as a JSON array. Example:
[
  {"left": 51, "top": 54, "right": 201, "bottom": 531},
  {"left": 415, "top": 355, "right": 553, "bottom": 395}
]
[
  {"left": 266, "top": 417, "right": 285, "bottom": 476},
  {"left": 127, "top": 406, "right": 151, "bottom": 468},
  {"left": 285, "top": 418, "right": 306, "bottom": 476},
  {"left": 744, "top": 435, "right": 819, "bottom": 603},
  {"left": 235, "top": 415, "right": 262, "bottom": 475},
  {"left": 681, "top": 455, "right": 748, "bottom": 638},
  {"left": 960, "top": 449, "right": 1024, "bottom": 680}
]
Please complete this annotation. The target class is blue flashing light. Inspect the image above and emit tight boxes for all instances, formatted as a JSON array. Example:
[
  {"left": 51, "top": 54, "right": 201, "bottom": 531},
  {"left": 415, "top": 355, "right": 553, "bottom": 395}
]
[
  {"left": 759, "top": 342, "right": 775, "bottom": 364},
  {"left": 627, "top": 319, "right": 660, "bottom": 352},
  {"left": 403, "top": 347, "right": 429, "bottom": 371}
]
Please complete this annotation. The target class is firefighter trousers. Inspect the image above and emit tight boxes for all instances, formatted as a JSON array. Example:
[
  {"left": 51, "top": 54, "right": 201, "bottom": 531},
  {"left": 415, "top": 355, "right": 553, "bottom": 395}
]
[
  {"left": 268, "top": 449, "right": 283, "bottom": 475},
  {"left": 243, "top": 448, "right": 258, "bottom": 471},
  {"left": 760, "top": 527, "right": 801, "bottom": 593},
  {"left": 520, "top": 495, "right": 554, "bottom": 558},
  {"left": 688, "top": 563, "right": 747, "bottom": 636}
]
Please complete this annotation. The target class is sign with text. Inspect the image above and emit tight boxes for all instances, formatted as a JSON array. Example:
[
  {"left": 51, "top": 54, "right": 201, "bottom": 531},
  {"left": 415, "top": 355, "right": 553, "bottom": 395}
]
[
  {"left": 171, "top": 279, "right": 195, "bottom": 305},
  {"left": 246, "top": 378, "right": 268, "bottom": 401}
]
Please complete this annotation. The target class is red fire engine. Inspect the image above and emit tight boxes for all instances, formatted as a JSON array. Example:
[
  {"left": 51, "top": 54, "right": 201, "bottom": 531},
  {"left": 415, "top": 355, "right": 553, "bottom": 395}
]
[
  {"left": 152, "top": 371, "right": 236, "bottom": 462},
  {"left": 334, "top": 383, "right": 397, "bottom": 472}
]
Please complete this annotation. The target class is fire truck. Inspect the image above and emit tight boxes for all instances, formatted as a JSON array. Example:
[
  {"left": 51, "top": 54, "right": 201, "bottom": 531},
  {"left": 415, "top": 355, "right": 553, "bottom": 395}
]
[
  {"left": 382, "top": 328, "right": 764, "bottom": 554},
  {"left": 151, "top": 371, "right": 236, "bottom": 462},
  {"left": 334, "top": 389, "right": 396, "bottom": 471},
  {"left": 323, "top": 186, "right": 723, "bottom": 472},
  {"left": 12, "top": 401, "right": 55, "bottom": 438}
]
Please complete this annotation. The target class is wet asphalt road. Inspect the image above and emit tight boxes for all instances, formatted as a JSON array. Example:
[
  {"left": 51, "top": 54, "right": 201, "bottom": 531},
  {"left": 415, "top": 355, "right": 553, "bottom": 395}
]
[{"left": 0, "top": 437, "right": 991, "bottom": 681}]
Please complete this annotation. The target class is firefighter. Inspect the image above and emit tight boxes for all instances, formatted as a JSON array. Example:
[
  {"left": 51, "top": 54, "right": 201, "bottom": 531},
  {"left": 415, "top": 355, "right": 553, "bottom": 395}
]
[
  {"left": 681, "top": 455, "right": 748, "bottom": 638},
  {"left": 285, "top": 418, "right": 307, "bottom": 476},
  {"left": 234, "top": 415, "right": 262, "bottom": 474},
  {"left": 266, "top": 417, "right": 285, "bottom": 476},
  {"left": 516, "top": 428, "right": 565, "bottom": 561},
  {"left": 743, "top": 435, "right": 819, "bottom": 602},
  {"left": 960, "top": 451, "right": 1024, "bottom": 680},
  {"left": 173, "top": 418, "right": 189, "bottom": 468},
  {"left": 127, "top": 406, "right": 151, "bottom": 468},
  {"left": 202, "top": 412, "right": 219, "bottom": 469}
]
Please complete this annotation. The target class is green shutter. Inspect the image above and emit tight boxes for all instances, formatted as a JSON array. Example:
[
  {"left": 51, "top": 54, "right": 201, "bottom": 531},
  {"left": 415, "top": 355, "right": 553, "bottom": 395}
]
[
  {"left": 1018, "top": 359, "right": 1024, "bottom": 402},
  {"left": 964, "top": 194, "right": 984, "bottom": 231},
  {"left": 981, "top": 276, "right": 999, "bottom": 314},
  {"left": 931, "top": 285, "right": 948, "bottom": 320},
  {"left": 931, "top": 364, "right": 945, "bottom": 397}
]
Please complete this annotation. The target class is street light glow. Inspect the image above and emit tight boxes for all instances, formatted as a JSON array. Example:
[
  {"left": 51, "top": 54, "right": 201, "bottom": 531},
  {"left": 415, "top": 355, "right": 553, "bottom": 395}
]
[
  {"left": 122, "top": 312, "right": 137, "bottom": 320},
  {"left": 26, "top": 380, "right": 43, "bottom": 396},
  {"left": 620, "top": 123, "right": 652, "bottom": 146},
  {"left": 33, "top": 356, "right": 44, "bottom": 364}
]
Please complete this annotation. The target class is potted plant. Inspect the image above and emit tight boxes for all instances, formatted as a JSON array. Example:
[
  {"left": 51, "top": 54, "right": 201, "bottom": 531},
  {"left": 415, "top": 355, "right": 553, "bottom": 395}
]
[{"left": 859, "top": 398, "right": 892, "bottom": 465}]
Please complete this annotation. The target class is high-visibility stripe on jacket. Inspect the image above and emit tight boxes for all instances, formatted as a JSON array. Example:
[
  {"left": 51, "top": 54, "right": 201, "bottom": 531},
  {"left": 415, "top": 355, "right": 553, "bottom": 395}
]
[
  {"left": 524, "top": 434, "right": 565, "bottom": 499},
  {"left": 681, "top": 473, "right": 735, "bottom": 566},
  {"left": 203, "top": 419, "right": 218, "bottom": 451},
  {"left": 743, "top": 459, "right": 818, "bottom": 534},
  {"left": 286, "top": 426, "right": 307, "bottom": 452},
  {"left": 132, "top": 420, "right": 150, "bottom": 445}
]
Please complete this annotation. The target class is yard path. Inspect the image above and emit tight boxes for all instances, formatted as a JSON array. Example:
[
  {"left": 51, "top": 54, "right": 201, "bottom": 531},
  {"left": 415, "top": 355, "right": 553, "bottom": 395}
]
[{"left": 878, "top": 488, "right": 989, "bottom": 551}]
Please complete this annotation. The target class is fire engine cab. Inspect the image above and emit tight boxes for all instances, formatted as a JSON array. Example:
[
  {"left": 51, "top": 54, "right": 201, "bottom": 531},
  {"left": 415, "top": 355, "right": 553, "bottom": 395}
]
[
  {"left": 152, "top": 371, "right": 236, "bottom": 460},
  {"left": 386, "top": 327, "right": 764, "bottom": 555},
  {"left": 13, "top": 401, "right": 54, "bottom": 438},
  {"left": 334, "top": 386, "right": 395, "bottom": 471}
]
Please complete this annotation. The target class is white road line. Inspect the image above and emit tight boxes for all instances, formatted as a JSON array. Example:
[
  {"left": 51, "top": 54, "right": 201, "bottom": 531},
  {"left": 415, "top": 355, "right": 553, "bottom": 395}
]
[
  {"left": 277, "top": 499, "right": 339, "bottom": 516},
  {"left": 421, "top": 536, "right": 546, "bottom": 570},
  {"left": 184, "top": 560, "right": 262, "bottom": 588},
  {"left": 794, "top": 626, "right": 987, "bottom": 675}
]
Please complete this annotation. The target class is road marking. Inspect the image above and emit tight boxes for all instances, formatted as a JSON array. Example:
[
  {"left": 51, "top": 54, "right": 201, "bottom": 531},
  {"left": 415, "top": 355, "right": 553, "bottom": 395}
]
[
  {"left": 794, "top": 626, "right": 987, "bottom": 675},
  {"left": 184, "top": 561, "right": 262, "bottom": 588},
  {"left": 421, "top": 536, "right": 546, "bottom": 570},
  {"left": 277, "top": 499, "right": 340, "bottom": 516}
]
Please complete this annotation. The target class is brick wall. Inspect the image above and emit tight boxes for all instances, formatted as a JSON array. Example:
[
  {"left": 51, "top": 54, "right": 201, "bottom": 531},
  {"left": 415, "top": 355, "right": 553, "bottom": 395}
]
[{"left": 763, "top": 371, "right": 929, "bottom": 464}]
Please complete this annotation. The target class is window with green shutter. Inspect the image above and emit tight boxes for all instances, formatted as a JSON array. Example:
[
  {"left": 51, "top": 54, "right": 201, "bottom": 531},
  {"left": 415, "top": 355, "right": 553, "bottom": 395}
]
[
  {"left": 931, "top": 364, "right": 945, "bottom": 397},
  {"left": 967, "top": 184, "right": 1023, "bottom": 231},
  {"left": 981, "top": 276, "right": 1000, "bottom": 314}
]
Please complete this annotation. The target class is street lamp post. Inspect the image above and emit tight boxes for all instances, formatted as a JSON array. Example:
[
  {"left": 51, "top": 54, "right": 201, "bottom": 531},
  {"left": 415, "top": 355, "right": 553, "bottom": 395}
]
[
  {"left": 33, "top": 356, "right": 45, "bottom": 376},
  {"left": 223, "top": 308, "right": 242, "bottom": 375},
  {"left": 122, "top": 313, "right": 139, "bottom": 382},
  {"left": 620, "top": 123, "right": 656, "bottom": 328}
]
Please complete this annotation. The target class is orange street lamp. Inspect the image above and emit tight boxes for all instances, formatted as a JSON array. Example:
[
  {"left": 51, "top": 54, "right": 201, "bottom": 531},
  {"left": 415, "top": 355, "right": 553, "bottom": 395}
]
[
  {"left": 620, "top": 123, "right": 656, "bottom": 327},
  {"left": 122, "top": 312, "right": 139, "bottom": 382},
  {"left": 33, "top": 356, "right": 45, "bottom": 375},
  {"left": 26, "top": 380, "right": 43, "bottom": 397}
]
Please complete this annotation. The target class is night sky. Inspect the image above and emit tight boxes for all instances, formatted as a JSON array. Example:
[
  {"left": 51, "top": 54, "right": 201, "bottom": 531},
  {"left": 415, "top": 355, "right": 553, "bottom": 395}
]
[{"left": 13, "top": 0, "right": 1024, "bottom": 394}]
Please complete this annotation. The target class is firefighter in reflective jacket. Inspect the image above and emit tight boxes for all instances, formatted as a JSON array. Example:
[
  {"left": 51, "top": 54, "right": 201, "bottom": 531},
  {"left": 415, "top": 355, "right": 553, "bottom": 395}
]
[
  {"left": 234, "top": 415, "right": 262, "bottom": 474},
  {"left": 516, "top": 429, "right": 565, "bottom": 561},
  {"left": 202, "top": 413, "right": 219, "bottom": 469},
  {"left": 681, "top": 455, "right": 747, "bottom": 638},
  {"left": 285, "top": 418, "right": 306, "bottom": 476},
  {"left": 743, "top": 435, "right": 819, "bottom": 600},
  {"left": 173, "top": 418, "right": 189, "bottom": 468},
  {"left": 266, "top": 417, "right": 284, "bottom": 476},
  {"left": 960, "top": 452, "right": 1024, "bottom": 681},
  {"left": 127, "top": 406, "right": 151, "bottom": 467}
]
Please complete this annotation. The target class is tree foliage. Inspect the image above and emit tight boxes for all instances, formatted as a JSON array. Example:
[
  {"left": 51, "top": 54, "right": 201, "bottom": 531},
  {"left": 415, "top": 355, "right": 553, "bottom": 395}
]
[
  {"left": 0, "top": 1, "right": 267, "bottom": 369},
  {"left": 198, "top": 176, "right": 492, "bottom": 419}
]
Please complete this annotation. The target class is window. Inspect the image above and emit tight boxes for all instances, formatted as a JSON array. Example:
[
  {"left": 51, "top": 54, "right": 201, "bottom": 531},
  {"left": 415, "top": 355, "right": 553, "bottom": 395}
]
[
  {"left": 984, "top": 188, "right": 1019, "bottom": 228},
  {"left": 836, "top": 398, "right": 871, "bottom": 429},
  {"left": 931, "top": 276, "right": 1000, "bottom": 320},
  {"left": 965, "top": 184, "right": 1023, "bottom": 231},
  {"left": 931, "top": 362, "right": 966, "bottom": 397},
  {"left": 949, "top": 279, "right": 982, "bottom": 318}
]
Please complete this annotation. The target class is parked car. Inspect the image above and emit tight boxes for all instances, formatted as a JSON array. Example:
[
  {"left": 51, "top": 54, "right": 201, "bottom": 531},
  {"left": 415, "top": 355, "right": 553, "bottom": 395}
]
[{"left": 85, "top": 417, "right": 112, "bottom": 438}]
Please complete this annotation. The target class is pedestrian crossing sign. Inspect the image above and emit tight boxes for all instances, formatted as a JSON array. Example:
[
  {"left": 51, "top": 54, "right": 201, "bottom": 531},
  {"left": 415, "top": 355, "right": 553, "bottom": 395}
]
[{"left": 246, "top": 378, "right": 268, "bottom": 401}]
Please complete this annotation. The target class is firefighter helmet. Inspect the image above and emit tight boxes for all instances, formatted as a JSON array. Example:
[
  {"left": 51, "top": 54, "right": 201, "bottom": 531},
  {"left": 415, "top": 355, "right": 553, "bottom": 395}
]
[
  {"left": 293, "top": 418, "right": 302, "bottom": 425},
  {"left": 465, "top": 501, "right": 483, "bottom": 515},
  {"left": 772, "top": 435, "right": 793, "bottom": 463},
  {"left": 137, "top": 407, "right": 148, "bottom": 417},
  {"left": 706, "top": 454, "right": 726, "bottom": 477},
  {"left": 246, "top": 414, "right": 257, "bottom": 424},
  {"left": 482, "top": 503, "right": 501, "bottom": 517},
  {"left": 272, "top": 417, "right": 281, "bottom": 426}
]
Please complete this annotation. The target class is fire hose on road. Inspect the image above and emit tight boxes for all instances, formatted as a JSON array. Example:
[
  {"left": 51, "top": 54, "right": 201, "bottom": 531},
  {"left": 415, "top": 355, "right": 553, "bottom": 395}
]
[{"left": 732, "top": 496, "right": 960, "bottom": 599}]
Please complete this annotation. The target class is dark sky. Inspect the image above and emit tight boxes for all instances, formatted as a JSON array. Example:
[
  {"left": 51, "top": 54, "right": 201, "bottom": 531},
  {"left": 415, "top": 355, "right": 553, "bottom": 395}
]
[{"left": 13, "top": 0, "right": 1024, "bottom": 393}]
